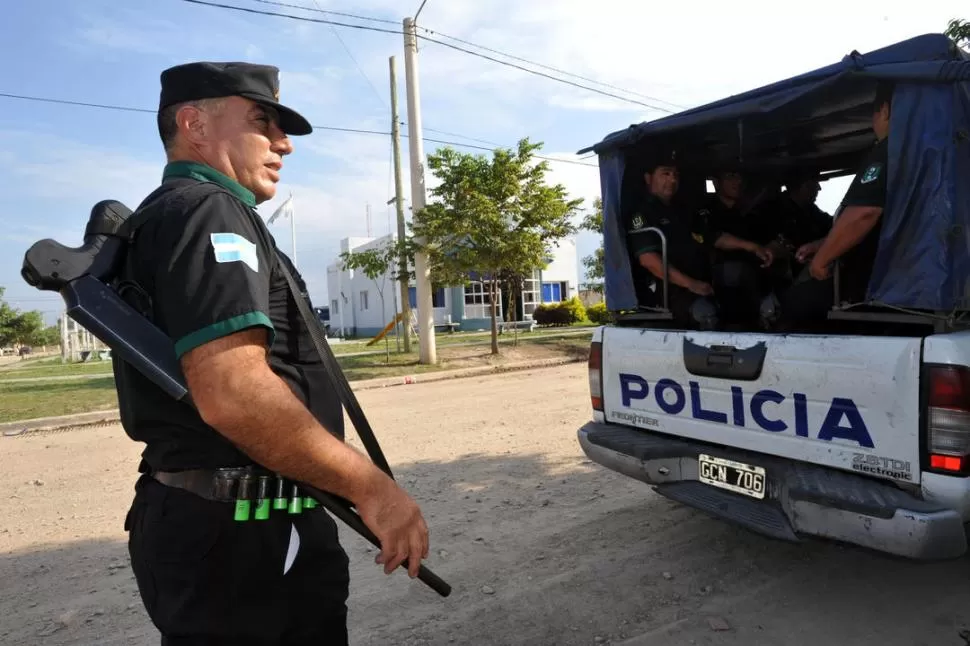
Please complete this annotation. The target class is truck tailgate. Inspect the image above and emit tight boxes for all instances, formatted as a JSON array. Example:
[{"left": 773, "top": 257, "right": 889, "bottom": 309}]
[{"left": 601, "top": 327, "right": 922, "bottom": 484}]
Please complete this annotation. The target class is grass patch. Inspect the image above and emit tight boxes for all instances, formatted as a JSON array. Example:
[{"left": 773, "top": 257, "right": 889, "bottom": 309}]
[
  {"left": 525, "top": 336, "right": 592, "bottom": 354},
  {"left": 0, "top": 360, "right": 114, "bottom": 382},
  {"left": 0, "top": 377, "right": 119, "bottom": 423},
  {"left": 333, "top": 324, "right": 594, "bottom": 353},
  {"left": 0, "top": 332, "right": 592, "bottom": 422},
  {"left": 337, "top": 352, "right": 442, "bottom": 382}
]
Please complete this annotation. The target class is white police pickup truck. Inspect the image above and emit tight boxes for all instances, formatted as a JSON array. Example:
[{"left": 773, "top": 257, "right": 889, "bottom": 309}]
[
  {"left": 581, "top": 326, "right": 970, "bottom": 559},
  {"left": 574, "top": 34, "right": 970, "bottom": 560}
]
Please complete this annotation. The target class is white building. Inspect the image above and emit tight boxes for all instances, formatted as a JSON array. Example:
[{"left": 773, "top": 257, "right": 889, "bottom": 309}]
[{"left": 325, "top": 234, "right": 580, "bottom": 338}]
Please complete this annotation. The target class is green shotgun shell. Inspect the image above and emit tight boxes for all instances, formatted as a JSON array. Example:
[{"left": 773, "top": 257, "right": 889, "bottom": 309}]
[
  {"left": 234, "top": 474, "right": 253, "bottom": 522},
  {"left": 273, "top": 476, "right": 288, "bottom": 510},
  {"left": 288, "top": 484, "right": 303, "bottom": 515},
  {"left": 254, "top": 476, "right": 271, "bottom": 520}
]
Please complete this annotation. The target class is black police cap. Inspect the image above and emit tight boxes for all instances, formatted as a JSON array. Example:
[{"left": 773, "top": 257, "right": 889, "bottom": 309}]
[
  {"left": 643, "top": 147, "right": 678, "bottom": 173},
  {"left": 784, "top": 169, "right": 821, "bottom": 189},
  {"left": 159, "top": 61, "right": 312, "bottom": 136}
]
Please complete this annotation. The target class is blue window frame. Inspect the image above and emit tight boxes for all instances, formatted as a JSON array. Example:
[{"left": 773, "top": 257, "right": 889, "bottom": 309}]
[
  {"left": 541, "top": 282, "right": 561, "bottom": 303},
  {"left": 409, "top": 287, "right": 446, "bottom": 307}
]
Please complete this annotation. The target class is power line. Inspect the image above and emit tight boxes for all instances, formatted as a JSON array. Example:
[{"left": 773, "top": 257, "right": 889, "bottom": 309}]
[
  {"left": 415, "top": 126, "right": 502, "bottom": 148},
  {"left": 249, "top": 0, "right": 397, "bottom": 24},
  {"left": 414, "top": 0, "right": 430, "bottom": 20},
  {"left": 0, "top": 92, "right": 155, "bottom": 114},
  {"left": 180, "top": 0, "right": 674, "bottom": 112},
  {"left": 286, "top": 3, "right": 502, "bottom": 148},
  {"left": 239, "top": 0, "right": 681, "bottom": 111},
  {"left": 416, "top": 26, "right": 686, "bottom": 111},
  {"left": 415, "top": 33, "right": 673, "bottom": 112},
  {"left": 0, "top": 91, "right": 385, "bottom": 135},
  {"left": 181, "top": 0, "right": 403, "bottom": 34},
  {"left": 420, "top": 136, "right": 596, "bottom": 167},
  {"left": 308, "top": 0, "right": 389, "bottom": 112},
  {"left": 0, "top": 91, "right": 598, "bottom": 167}
]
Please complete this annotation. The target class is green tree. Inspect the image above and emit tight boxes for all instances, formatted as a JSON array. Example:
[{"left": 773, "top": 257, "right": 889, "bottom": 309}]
[
  {"left": 579, "top": 197, "right": 605, "bottom": 294},
  {"left": 0, "top": 287, "right": 48, "bottom": 348},
  {"left": 11, "top": 311, "right": 44, "bottom": 346},
  {"left": 946, "top": 18, "right": 969, "bottom": 49},
  {"left": 31, "top": 325, "right": 62, "bottom": 347},
  {"left": 340, "top": 239, "right": 414, "bottom": 362},
  {"left": 0, "top": 287, "right": 17, "bottom": 347},
  {"left": 413, "top": 137, "right": 583, "bottom": 354}
]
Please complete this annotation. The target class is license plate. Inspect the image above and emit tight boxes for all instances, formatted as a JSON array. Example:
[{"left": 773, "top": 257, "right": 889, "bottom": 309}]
[{"left": 698, "top": 454, "right": 766, "bottom": 499}]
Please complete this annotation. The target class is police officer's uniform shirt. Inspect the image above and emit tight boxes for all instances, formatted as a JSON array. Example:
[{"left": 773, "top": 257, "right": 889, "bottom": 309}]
[
  {"left": 759, "top": 193, "right": 833, "bottom": 276},
  {"left": 627, "top": 194, "right": 719, "bottom": 284},
  {"left": 696, "top": 195, "right": 755, "bottom": 265},
  {"left": 113, "top": 161, "right": 345, "bottom": 471},
  {"left": 837, "top": 137, "right": 889, "bottom": 297},
  {"left": 772, "top": 195, "right": 832, "bottom": 249}
]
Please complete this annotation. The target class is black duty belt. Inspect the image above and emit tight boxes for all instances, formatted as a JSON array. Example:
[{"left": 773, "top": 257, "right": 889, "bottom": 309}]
[{"left": 149, "top": 466, "right": 319, "bottom": 521}]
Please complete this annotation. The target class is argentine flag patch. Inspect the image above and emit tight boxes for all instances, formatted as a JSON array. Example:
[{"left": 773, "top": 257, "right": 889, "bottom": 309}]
[{"left": 210, "top": 232, "right": 259, "bottom": 272}]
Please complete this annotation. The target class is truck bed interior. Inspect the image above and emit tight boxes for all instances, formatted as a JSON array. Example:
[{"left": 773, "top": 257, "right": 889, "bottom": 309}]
[{"left": 581, "top": 33, "right": 970, "bottom": 338}]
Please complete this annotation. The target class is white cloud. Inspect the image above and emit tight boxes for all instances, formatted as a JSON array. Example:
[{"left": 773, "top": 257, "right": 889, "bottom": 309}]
[
  {"left": 277, "top": 68, "right": 354, "bottom": 114},
  {"left": 0, "top": 131, "right": 162, "bottom": 212},
  {"left": 75, "top": 14, "right": 180, "bottom": 56},
  {"left": 542, "top": 153, "right": 602, "bottom": 205},
  {"left": 71, "top": 6, "right": 255, "bottom": 62}
]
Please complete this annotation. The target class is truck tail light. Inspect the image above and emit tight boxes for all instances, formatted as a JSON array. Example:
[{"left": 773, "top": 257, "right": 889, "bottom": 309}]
[
  {"left": 588, "top": 341, "right": 603, "bottom": 411},
  {"left": 926, "top": 365, "right": 970, "bottom": 475}
]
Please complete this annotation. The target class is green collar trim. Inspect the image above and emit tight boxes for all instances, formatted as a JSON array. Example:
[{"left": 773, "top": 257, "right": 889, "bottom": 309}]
[{"left": 163, "top": 161, "right": 256, "bottom": 207}]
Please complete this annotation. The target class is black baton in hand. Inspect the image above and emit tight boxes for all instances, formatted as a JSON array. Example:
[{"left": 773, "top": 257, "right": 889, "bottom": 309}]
[{"left": 300, "top": 484, "right": 451, "bottom": 597}]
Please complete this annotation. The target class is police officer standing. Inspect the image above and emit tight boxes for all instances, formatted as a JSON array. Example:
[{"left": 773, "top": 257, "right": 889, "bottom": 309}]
[
  {"left": 780, "top": 82, "right": 893, "bottom": 322},
  {"left": 115, "top": 62, "right": 429, "bottom": 645}
]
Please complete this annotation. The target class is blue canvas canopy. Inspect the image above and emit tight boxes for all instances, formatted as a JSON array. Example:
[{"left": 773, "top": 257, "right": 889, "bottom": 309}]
[{"left": 582, "top": 33, "right": 970, "bottom": 313}]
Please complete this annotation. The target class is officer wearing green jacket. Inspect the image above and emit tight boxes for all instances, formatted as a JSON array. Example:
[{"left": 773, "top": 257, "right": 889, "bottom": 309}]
[
  {"left": 116, "top": 61, "right": 429, "bottom": 645},
  {"left": 780, "top": 82, "right": 893, "bottom": 322}
]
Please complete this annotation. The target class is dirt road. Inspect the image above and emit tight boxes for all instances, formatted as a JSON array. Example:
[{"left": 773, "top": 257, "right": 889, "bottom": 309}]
[{"left": 1, "top": 364, "right": 969, "bottom": 646}]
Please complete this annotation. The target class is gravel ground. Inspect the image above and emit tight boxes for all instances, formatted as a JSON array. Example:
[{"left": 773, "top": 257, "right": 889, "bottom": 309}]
[{"left": 1, "top": 364, "right": 969, "bottom": 646}]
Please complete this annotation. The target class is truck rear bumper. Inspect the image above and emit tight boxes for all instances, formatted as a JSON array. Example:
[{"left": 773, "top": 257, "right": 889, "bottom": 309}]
[{"left": 578, "top": 422, "right": 969, "bottom": 560}]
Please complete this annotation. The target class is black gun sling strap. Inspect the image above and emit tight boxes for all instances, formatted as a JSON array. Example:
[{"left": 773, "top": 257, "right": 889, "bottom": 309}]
[
  {"left": 273, "top": 249, "right": 395, "bottom": 480},
  {"left": 119, "top": 179, "right": 395, "bottom": 482}
]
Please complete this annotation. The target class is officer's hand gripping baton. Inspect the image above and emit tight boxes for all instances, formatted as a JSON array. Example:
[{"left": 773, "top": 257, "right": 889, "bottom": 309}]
[{"left": 20, "top": 199, "right": 451, "bottom": 598}]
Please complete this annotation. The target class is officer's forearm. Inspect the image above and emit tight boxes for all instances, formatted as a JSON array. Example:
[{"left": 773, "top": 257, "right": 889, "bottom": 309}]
[
  {"left": 767, "top": 239, "right": 789, "bottom": 258},
  {"left": 813, "top": 206, "right": 882, "bottom": 268},
  {"left": 639, "top": 252, "right": 696, "bottom": 289},
  {"left": 181, "top": 330, "right": 390, "bottom": 506},
  {"left": 713, "top": 233, "right": 756, "bottom": 253}
]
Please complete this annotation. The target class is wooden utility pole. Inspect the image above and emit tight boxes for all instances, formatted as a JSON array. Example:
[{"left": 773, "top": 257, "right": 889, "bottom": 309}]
[
  {"left": 403, "top": 17, "right": 436, "bottom": 364},
  {"left": 390, "top": 55, "right": 412, "bottom": 353}
]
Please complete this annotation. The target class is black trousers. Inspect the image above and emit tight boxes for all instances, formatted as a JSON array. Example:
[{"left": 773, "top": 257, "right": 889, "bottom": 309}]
[
  {"left": 125, "top": 474, "right": 351, "bottom": 645},
  {"left": 665, "top": 284, "right": 718, "bottom": 330},
  {"left": 780, "top": 275, "right": 834, "bottom": 322},
  {"left": 711, "top": 259, "right": 773, "bottom": 326}
]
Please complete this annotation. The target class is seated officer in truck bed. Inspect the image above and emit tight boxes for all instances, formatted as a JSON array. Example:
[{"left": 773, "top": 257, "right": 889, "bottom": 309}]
[
  {"left": 697, "top": 168, "right": 782, "bottom": 327},
  {"left": 779, "top": 82, "right": 893, "bottom": 322},
  {"left": 755, "top": 171, "right": 834, "bottom": 288},
  {"left": 625, "top": 150, "right": 774, "bottom": 330}
]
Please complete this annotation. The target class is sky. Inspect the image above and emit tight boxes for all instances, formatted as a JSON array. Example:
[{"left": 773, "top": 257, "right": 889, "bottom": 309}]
[{"left": 0, "top": 0, "right": 965, "bottom": 325}]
